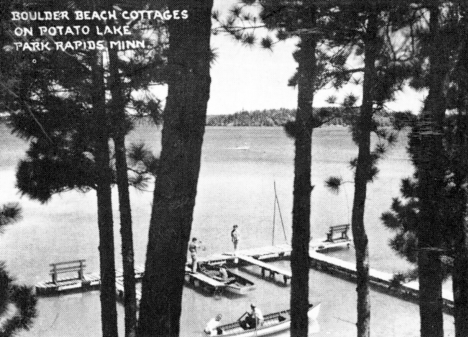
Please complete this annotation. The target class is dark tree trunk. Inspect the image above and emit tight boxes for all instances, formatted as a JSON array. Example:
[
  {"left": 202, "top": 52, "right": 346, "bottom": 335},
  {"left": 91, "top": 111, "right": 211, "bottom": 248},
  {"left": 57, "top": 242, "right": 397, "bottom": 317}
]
[
  {"left": 452, "top": 186, "right": 468, "bottom": 337},
  {"left": 91, "top": 51, "right": 119, "bottom": 337},
  {"left": 352, "top": 10, "right": 378, "bottom": 337},
  {"left": 137, "top": 1, "right": 213, "bottom": 336},
  {"left": 453, "top": 254, "right": 468, "bottom": 337},
  {"left": 290, "top": 22, "right": 316, "bottom": 337},
  {"left": 108, "top": 47, "right": 138, "bottom": 337},
  {"left": 451, "top": 21, "right": 468, "bottom": 337},
  {"left": 417, "top": 4, "right": 446, "bottom": 337}
]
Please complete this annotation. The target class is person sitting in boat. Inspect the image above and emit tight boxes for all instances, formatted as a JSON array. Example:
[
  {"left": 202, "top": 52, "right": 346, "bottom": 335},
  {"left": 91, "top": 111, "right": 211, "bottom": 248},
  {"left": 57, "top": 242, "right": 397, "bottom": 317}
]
[
  {"left": 218, "top": 265, "right": 229, "bottom": 281},
  {"left": 243, "top": 303, "right": 264, "bottom": 329},
  {"left": 204, "top": 314, "right": 223, "bottom": 335}
]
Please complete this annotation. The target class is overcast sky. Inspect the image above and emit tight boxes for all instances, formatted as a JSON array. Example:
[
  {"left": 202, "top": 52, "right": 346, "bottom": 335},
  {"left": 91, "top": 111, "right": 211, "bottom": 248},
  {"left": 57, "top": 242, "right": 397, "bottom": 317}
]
[
  {"left": 205, "top": 0, "right": 427, "bottom": 116},
  {"left": 149, "top": 1, "right": 426, "bottom": 116}
]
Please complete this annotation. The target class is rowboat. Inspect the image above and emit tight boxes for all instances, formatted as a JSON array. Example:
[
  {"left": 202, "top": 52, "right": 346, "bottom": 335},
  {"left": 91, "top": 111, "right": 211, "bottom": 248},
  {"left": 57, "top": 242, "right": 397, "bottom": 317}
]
[
  {"left": 202, "top": 303, "right": 321, "bottom": 336},
  {"left": 199, "top": 263, "right": 256, "bottom": 295}
]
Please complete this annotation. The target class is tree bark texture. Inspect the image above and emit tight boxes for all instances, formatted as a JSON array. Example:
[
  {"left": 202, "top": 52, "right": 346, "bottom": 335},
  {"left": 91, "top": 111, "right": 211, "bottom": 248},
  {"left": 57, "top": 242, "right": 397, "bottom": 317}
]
[
  {"left": 451, "top": 16, "right": 468, "bottom": 336},
  {"left": 91, "top": 51, "right": 119, "bottom": 337},
  {"left": 137, "top": 1, "right": 213, "bottom": 336},
  {"left": 452, "top": 186, "right": 468, "bottom": 337},
  {"left": 108, "top": 46, "right": 138, "bottom": 337},
  {"left": 417, "top": 4, "right": 446, "bottom": 337},
  {"left": 290, "top": 26, "right": 316, "bottom": 337},
  {"left": 351, "top": 10, "right": 378, "bottom": 337}
]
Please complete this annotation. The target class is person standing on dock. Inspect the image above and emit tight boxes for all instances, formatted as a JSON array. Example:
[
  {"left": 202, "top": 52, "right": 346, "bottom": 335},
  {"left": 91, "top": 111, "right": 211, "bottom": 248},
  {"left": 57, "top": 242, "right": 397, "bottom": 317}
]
[
  {"left": 231, "top": 225, "right": 240, "bottom": 253},
  {"left": 189, "top": 237, "right": 203, "bottom": 273}
]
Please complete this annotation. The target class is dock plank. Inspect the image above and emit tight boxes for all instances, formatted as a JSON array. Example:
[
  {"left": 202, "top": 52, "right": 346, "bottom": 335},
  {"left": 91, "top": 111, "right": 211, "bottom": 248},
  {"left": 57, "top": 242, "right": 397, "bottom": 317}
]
[
  {"left": 309, "top": 251, "right": 356, "bottom": 272},
  {"left": 184, "top": 267, "right": 225, "bottom": 288},
  {"left": 235, "top": 254, "right": 291, "bottom": 283}
]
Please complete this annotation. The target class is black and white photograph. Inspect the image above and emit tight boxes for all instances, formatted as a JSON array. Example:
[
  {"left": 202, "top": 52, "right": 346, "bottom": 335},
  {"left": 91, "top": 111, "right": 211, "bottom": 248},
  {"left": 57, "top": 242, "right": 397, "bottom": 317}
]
[{"left": 0, "top": 0, "right": 464, "bottom": 336}]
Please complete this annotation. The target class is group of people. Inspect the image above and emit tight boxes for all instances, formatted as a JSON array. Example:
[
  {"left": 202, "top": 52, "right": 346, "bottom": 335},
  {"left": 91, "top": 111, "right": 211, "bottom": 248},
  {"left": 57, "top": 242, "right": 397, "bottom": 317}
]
[
  {"left": 204, "top": 304, "right": 264, "bottom": 335},
  {"left": 189, "top": 225, "right": 240, "bottom": 273},
  {"left": 192, "top": 225, "right": 264, "bottom": 335}
]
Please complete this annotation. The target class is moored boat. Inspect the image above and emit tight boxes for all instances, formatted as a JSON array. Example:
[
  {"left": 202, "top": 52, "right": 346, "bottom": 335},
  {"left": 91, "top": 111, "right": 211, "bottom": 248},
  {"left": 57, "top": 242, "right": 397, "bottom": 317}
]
[
  {"left": 202, "top": 303, "right": 321, "bottom": 336},
  {"left": 199, "top": 263, "right": 256, "bottom": 295}
]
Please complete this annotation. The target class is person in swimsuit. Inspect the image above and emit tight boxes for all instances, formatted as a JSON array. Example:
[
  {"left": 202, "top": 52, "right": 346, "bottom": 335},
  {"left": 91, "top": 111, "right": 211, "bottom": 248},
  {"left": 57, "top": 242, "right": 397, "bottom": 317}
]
[
  {"left": 231, "top": 225, "right": 240, "bottom": 253},
  {"left": 188, "top": 237, "right": 202, "bottom": 273}
]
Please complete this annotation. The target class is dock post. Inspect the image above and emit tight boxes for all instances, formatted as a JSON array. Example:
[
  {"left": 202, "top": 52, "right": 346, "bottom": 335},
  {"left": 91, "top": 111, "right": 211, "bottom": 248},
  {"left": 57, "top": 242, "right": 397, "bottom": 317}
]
[
  {"left": 78, "top": 260, "right": 84, "bottom": 280},
  {"left": 51, "top": 264, "right": 57, "bottom": 284}
]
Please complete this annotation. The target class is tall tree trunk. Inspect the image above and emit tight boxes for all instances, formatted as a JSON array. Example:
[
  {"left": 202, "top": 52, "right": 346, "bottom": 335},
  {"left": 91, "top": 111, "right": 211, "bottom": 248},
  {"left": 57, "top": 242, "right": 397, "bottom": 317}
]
[
  {"left": 451, "top": 16, "right": 468, "bottom": 336},
  {"left": 417, "top": 3, "right": 446, "bottom": 337},
  {"left": 290, "top": 19, "right": 316, "bottom": 337},
  {"left": 452, "top": 184, "right": 468, "bottom": 337},
  {"left": 91, "top": 50, "right": 119, "bottom": 337},
  {"left": 352, "top": 9, "right": 378, "bottom": 337},
  {"left": 137, "top": 1, "right": 213, "bottom": 336},
  {"left": 108, "top": 47, "right": 138, "bottom": 337}
]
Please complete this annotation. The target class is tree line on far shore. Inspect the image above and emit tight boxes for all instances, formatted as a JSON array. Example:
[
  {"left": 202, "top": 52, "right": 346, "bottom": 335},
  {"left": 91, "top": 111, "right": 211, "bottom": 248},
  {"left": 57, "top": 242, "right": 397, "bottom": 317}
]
[
  {"left": 206, "top": 107, "right": 414, "bottom": 127},
  {"left": 0, "top": 107, "right": 411, "bottom": 128}
]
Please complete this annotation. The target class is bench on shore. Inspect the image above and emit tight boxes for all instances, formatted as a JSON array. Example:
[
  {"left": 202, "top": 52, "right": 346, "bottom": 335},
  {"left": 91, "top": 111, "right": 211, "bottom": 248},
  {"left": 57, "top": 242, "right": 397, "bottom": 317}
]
[
  {"left": 326, "top": 224, "right": 350, "bottom": 242},
  {"left": 50, "top": 260, "right": 86, "bottom": 284}
]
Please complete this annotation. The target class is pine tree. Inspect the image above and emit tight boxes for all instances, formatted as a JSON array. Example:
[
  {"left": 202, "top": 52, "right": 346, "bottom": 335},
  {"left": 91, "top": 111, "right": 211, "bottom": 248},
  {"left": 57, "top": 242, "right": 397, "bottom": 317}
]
[
  {"left": 214, "top": 2, "right": 345, "bottom": 335},
  {"left": 137, "top": 0, "right": 214, "bottom": 336},
  {"left": 0, "top": 204, "right": 37, "bottom": 337},
  {"left": 382, "top": 4, "right": 468, "bottom": 336},
  {"left": 2, "top": 1, "right": 161, "bottom": 336},
  {"left": 322, "top": 2, "right": 415, "bottom": 336},
  {"left": 106, "top": 4, "right": 166, "bottom": 335}
]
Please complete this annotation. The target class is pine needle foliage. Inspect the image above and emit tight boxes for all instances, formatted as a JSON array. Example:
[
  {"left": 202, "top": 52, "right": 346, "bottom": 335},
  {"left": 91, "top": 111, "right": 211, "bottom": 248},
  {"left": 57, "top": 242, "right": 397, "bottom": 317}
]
[
  {"left": 325, "top": 176, "right": 343, "bottom": 193},
  {"left": 0, "top": 204, "right": 37, "bottom": 337}
]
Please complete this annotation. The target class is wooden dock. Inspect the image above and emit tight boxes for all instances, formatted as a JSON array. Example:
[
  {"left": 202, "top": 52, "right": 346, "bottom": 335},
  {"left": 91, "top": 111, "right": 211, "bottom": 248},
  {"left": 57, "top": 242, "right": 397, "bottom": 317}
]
[
  {"left": 35, "top": 273, "right": 101, "bottom": 295},
  {"left": 35, "top": 261, "right": 145, "bottom": 296},
  {"left": 35, "top": 240, "right": 455, "bottom": 313},
  {"left": 234, "top": 254, "right": 292, "bottom": 284},
  {"left": 309, "top": 250, "right": 394, "bottom": 288},
  {"left": 308, "top": 249, "right": 454, "bottom": 312},
  {"left": 184, "top": 266, "right": 225, "bottom": 294},
  {"left": 311, "top": 238, "right": 351, "bottom": 253},
  {"left": 115, "top": 278, "right": 142, "bottom": 305},
  {"left": 226, "top": 244, "right": 293, "bottom": 260}
]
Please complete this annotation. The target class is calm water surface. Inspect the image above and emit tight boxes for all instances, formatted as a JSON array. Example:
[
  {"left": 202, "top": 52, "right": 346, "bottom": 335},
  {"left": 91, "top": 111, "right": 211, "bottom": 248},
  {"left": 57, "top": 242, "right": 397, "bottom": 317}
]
[{"left": 0, "top": 125, "right": 455, "bottom": 336}]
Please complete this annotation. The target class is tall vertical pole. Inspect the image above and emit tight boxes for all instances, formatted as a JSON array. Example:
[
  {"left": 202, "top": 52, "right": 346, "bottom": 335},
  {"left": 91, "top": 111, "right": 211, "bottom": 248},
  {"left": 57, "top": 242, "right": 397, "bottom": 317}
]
[{"left": 272, "top": 182, "right": 277, "bottom": 246}]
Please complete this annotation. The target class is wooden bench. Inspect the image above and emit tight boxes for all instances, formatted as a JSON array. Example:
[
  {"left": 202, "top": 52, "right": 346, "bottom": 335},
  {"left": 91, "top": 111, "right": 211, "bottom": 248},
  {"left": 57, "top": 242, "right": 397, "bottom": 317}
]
[
  {"left": 50, "top": 260, "right": 86, "bottom": 284},
  {"left": 326, "top": 224, "right": 350, "bottom": 242}
]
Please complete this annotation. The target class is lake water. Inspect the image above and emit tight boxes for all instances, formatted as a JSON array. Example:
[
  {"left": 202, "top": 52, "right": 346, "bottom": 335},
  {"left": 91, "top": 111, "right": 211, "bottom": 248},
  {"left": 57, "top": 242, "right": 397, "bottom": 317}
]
[{"left": 0, "top": 124, "right": 455, "bottom": 336}]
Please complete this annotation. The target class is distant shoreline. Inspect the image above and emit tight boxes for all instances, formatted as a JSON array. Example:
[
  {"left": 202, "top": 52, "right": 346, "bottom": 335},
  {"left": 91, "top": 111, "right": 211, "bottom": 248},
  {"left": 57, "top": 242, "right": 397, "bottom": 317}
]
[
  {"left": 204, "top": 124, "right": 349, "bottom": 129},
  {"left": 205, "top": 107, "right": 403, "bottom": 127}
]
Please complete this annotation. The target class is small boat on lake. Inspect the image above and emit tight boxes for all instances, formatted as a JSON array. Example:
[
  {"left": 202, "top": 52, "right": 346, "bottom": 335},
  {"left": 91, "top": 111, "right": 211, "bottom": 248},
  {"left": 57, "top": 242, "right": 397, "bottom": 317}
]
[
  {"left": 234, "top": 145, "right": 250, "bottom": 151},
  {"left": 202, "top": 303, "right": 321, "bottom": 336},
  {"left": 199, "top": 263, "right": 256, "bottom": 295}
]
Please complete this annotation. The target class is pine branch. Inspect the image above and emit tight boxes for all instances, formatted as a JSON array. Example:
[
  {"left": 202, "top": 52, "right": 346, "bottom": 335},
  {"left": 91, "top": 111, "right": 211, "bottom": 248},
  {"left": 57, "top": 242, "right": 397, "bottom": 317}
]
[{"left": 325, "top": 176, "right": 343, "bottom": 193}]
